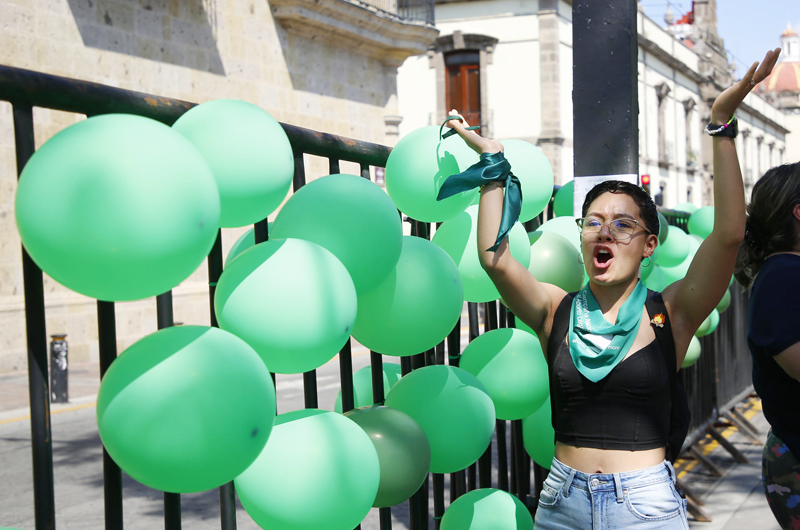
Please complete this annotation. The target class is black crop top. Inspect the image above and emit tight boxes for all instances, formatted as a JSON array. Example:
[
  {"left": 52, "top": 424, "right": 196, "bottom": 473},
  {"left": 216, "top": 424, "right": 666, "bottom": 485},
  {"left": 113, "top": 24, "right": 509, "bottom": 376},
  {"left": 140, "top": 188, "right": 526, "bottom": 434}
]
[{"left": 548, "top": 295, "right": 672, "bottom": 450}]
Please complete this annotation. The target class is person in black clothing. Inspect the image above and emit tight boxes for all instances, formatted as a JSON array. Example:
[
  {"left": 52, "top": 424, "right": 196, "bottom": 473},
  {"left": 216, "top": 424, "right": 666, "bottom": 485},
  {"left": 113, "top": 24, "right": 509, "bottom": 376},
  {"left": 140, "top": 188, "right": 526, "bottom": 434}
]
[
  {"left": 736, "top": 161, "right": 800, "bottom": 530},
  {"left": 446, "top": 48, "right": 780, "bottom": 529}
]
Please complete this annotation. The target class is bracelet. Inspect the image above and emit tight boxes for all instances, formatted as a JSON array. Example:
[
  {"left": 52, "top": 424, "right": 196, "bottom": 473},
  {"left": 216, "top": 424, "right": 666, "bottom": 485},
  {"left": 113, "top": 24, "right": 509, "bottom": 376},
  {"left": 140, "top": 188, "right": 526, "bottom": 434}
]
[
  {"left": 480, "top": 181, "right": 504, "bottom": 190},
  {"left": 704, "top": 114, "right": 736, "bottom": 136}
]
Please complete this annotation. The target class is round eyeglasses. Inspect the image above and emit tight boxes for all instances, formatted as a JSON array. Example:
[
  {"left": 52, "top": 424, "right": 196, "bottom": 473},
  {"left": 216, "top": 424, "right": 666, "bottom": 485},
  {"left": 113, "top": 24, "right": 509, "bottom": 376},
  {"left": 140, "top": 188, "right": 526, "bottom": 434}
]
[{"left": 575, "top": 217, "right": 651, "bottom": 241}]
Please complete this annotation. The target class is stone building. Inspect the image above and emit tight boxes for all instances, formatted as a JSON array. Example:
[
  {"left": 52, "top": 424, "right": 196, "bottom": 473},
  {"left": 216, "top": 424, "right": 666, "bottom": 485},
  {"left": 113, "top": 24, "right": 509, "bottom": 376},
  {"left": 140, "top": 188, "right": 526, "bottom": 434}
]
[
  {"left": 0, "top": 0, "right": 437, "bottom": 372},
  {"left": 396, "top": 0, "right": 788, "bottom": 209}
]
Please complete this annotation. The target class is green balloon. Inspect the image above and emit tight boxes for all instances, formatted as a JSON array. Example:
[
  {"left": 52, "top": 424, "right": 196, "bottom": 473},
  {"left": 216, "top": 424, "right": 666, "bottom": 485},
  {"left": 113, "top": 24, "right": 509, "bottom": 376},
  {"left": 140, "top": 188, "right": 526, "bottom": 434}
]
[
  {"left": 553, "top": 181, "right": 574, "bottom": 217},
  {"left": 522, "top": 398, "right": 555, "bottom": 469},
  {"left": 459, "top": 328, "right": 548, "bottom": 420},
  {"left": 432, "top": 205, "right": 530, "bottom": 303},
  {"left": 344, "top": 405, "right": 431, "bottom": 508},
  {"left": 643, "top": 265, "right": 668, "bottom": 292},
  {"left": 528, "top": 231, "right": 584, "bottom": 292},
  {"left": 385, "top": 126, "right": 480, "bottom": 222},
  {"left": 15, "top": 114, "right": 220, "bottom": 302},
  {"left": 673, "top": 202, "right": 698, "bottom": 214},
  {"left": 695, "top": 309, "right": 719, "bottom": 337},
  {"left": 708, "top": 308, "right": 720, "bottom": 334},
  {"left": 172, "top": 99, "right": 293, "bottom": 228},
  {"left": 215, "top": 238, "right": 357, "bottom": 374},
  {"left": 227, "top": 229, "right": 256, "bottom": 267},
  {"left": 688, "top": 206, "right": 714, "bottom": 239},
  {"left": 657, "top": 225, "right": 690, "bottom": 268},
  {"left": 688, "top": 234, "right": 704, "bottom": 246},
  {"left": 641, "top": 245, "right": 661, "bottom": 280},
  {"left": 661, "top": 235, "right": 700, "bottom": 285},
  {"left": 225, "top": 223, "right": 274, "bottom": 267},
  {"left": 352, "top": 236, "right": 463, "bottom": 356},
  {"left": 682, "top": 336, "right": 702, "bottom": 368},
  {"left": 235, "top": 409, "right": 379, "bottom": 530},
  {"left": 535, "top": 216, "right": 581, "bottom": 251},
  {"left": 385, "top": 365, "right": 495, "bottom": 473},
  {"left": 657, "top": 212, "right": 670, "bottom": 244},
  {"left": 97, "top": 326, "right": 275, "bottom": 493},
  {"left": 716, "top": 288, "right": 732, "bottom": 313},
  {"left": 271, "top": 174, "right": 403, "bottom": 296},
  {"left": 335, "top": 362, "right": 403, "bottom": 412},
  {"left": 500, "top": 139, "right": 555, "bottom": 222},
  {"left": 441, "top": 488, "right": 534, "bottom": 530}
]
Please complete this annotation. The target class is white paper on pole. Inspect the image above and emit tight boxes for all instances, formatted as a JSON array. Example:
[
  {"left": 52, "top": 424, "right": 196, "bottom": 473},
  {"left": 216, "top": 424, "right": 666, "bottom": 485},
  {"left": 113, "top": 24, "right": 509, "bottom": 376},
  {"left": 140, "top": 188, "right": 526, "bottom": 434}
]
[{"left": 573, "top": 174, "right": 639, "bottom": 217}]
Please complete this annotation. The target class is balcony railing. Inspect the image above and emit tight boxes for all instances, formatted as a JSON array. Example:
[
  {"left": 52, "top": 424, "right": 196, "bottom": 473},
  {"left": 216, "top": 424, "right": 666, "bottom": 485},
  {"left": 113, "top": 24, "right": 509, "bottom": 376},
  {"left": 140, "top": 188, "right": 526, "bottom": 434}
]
[{"left": 353, "top": 0, "right": 435, "bottom": 26}]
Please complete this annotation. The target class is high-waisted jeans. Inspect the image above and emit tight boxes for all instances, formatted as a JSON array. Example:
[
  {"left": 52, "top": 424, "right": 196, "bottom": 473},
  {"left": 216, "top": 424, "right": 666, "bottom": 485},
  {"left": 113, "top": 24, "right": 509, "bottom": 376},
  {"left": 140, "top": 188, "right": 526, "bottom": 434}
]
[{"left": 534, "top": 457, "right": 690, "bottom": 530}]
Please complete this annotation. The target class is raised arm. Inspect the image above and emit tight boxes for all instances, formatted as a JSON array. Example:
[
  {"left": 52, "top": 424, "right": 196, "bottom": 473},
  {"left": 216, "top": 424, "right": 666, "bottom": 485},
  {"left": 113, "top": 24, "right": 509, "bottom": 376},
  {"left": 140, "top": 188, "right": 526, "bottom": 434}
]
[
  {"left": 446, "top": 111, "right": 565, "bottom": 339},
  {"left": 664, "top": 48, "right": 781, "bottom": 360}
]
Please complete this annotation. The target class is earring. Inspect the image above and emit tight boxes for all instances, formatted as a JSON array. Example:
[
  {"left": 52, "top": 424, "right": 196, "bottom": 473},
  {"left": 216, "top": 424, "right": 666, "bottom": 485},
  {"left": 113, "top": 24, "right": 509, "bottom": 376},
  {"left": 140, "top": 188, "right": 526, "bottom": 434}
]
[
  {"left": 641, "top": 256, "right": 652, "bottom": 267},
  {"left": 578, "top": 252, "right": 585, "bottom": 265}
]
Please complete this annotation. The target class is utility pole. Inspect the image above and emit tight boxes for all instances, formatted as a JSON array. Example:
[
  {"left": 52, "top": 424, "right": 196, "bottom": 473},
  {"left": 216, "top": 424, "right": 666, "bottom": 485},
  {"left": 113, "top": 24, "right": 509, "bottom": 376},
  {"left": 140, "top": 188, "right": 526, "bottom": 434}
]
[{"left": 572, "top": 0, "right": 640, "bottom": 214}]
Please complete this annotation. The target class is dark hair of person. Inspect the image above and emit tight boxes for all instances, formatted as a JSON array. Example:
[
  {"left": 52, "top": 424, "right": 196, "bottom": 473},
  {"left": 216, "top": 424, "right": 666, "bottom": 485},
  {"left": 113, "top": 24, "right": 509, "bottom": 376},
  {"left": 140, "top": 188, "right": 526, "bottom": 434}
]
[
  {"left": 581, "top": 180, "right": 660, "bottom": 237},
  {"left": 735, "top": 162, "right": 800, "bottom": 289}
]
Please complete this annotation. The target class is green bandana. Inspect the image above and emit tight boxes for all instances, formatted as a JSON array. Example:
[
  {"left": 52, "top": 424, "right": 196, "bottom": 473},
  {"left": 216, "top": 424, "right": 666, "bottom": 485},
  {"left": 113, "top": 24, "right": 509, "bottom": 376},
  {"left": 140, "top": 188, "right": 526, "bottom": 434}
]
[
  {"left": 436, "top": 151, "right": 521, "bottom": 252},
  {"left": 568, "top": 281, "right": 647, "bottom": 382}
]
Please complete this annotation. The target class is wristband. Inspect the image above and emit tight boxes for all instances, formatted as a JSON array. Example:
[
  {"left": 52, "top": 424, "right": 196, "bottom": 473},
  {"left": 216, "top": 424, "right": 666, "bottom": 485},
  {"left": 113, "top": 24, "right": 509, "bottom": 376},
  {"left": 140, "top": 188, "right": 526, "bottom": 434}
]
[{"left": 704, "top": 115, "right": 738, "bottom": 138}]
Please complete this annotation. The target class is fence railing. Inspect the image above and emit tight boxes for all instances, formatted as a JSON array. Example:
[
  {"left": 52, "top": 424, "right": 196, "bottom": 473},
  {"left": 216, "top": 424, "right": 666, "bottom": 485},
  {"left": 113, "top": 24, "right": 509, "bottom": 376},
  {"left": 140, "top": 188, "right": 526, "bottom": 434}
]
[
  {"left": 659, "top": 208, "right": 754, "bottom": 451},
  {"left": 0, "top": 65, "right": 756, "bottom": 530},
  {"left": 0, "top": 64, "right": 538, "bottom": 530}
]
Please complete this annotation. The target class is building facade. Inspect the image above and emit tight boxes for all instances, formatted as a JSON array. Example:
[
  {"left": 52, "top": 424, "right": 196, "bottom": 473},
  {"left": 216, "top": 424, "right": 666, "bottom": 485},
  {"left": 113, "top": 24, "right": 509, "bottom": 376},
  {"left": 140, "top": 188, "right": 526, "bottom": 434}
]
[
  {"left": 396, "top": 0, "right": 788, "bottom": 210},
  {"left": 0, "top": 0, "right": 436, "bottom": 372}
]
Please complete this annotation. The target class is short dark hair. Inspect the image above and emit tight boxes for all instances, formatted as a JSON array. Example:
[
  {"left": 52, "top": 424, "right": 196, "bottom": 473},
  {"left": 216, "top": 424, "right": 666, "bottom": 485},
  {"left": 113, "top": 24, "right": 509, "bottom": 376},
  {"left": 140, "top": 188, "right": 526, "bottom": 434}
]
[{"left": 581, "top": 180, "right": 659, "bottom": 236}]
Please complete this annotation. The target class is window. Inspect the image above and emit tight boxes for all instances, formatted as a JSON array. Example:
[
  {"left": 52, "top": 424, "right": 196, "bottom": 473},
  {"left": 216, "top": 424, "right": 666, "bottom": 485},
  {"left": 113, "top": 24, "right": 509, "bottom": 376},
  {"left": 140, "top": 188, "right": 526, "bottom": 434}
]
[{"left": 445, "top": 50, "right": 481, "bottom": 127}]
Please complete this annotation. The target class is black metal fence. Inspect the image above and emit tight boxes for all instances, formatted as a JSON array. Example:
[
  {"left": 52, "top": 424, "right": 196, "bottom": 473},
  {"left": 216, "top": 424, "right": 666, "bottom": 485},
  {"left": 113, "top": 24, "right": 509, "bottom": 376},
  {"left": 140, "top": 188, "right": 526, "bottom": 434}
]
[
  {"left": 0, "top": 65, "right": 537, "bottom": 530},
  {"left": 659, "top": 209, "right": 754, "bottom": 450},
  {"left": 1, "top": 65, "right": 756, "bottom": 530}
]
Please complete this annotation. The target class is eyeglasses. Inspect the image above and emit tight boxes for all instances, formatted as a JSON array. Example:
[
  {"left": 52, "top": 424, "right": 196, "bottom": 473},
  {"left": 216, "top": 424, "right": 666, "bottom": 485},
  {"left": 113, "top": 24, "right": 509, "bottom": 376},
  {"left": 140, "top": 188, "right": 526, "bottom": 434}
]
[{"left": 575, "top": 217, "right": 651, "bottom": 241}]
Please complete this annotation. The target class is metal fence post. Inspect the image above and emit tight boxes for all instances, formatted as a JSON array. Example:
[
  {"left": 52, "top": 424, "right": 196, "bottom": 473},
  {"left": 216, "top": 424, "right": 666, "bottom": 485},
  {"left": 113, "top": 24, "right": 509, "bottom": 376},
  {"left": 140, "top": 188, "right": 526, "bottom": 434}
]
[{"left": 14, "top": 102, "right": 57, "bottom": 530}]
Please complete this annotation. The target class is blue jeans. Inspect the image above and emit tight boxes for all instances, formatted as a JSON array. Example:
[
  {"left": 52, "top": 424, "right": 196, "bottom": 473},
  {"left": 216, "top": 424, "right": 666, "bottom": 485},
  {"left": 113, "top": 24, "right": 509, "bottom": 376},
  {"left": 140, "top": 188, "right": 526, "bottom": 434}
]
[{"left": 534, "top": 457, "right": 689, "bottom": 530}]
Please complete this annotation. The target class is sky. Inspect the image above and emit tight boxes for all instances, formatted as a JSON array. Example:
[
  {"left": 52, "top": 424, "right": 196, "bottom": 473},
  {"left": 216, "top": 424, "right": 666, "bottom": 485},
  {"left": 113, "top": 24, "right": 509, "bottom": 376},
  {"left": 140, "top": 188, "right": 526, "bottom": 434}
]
[{"left": 641, "top": 0, "right": 800, "bottom": 78}]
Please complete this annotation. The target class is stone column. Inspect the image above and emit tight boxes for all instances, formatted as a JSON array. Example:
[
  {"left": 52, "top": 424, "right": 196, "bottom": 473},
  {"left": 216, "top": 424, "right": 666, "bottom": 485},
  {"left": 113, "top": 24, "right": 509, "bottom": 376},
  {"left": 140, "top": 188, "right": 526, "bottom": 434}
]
[{"left": 538, "top": 0, "right": 564, "bottom": 182}]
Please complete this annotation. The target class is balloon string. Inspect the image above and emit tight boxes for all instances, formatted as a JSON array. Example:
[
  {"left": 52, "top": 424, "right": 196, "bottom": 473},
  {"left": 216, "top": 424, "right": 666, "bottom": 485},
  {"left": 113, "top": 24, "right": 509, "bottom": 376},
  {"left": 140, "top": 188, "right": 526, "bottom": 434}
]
[{"left": 208, "top": 282, "right": 217, "bottom": 287}]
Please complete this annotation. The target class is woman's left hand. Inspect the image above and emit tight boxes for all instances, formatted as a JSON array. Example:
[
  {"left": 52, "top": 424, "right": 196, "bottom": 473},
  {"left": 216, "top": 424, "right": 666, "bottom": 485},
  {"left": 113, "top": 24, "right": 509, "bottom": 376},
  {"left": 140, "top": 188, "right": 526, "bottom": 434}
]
[{"left": 711, "top": 48, "right": 781, "bottom": 123}]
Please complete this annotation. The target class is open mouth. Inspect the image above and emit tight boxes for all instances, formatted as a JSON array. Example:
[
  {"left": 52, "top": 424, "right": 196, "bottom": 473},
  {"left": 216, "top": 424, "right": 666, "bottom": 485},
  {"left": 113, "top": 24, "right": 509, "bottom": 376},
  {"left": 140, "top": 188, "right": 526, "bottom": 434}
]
[{"left": 593, "top": 247, "right": 614, "bottom": 269}]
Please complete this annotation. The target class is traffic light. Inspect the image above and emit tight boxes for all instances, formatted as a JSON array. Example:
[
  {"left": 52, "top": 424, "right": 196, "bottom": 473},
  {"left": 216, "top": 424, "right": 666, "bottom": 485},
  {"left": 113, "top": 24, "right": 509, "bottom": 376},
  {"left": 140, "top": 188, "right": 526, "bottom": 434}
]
[{"left": 641, "top": 174, "right": 651, "bottom": 194}]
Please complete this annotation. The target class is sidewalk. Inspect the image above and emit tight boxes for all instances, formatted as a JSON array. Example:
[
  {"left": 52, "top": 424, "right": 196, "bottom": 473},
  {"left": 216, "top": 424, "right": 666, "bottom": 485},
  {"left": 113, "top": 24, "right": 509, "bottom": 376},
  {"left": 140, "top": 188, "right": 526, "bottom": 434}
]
[
  {"left": 676, "top": 397, "right": 779, "bottom": 530},
  {"left": 0, "top": 361, "right": 101, "bottom": 422}
]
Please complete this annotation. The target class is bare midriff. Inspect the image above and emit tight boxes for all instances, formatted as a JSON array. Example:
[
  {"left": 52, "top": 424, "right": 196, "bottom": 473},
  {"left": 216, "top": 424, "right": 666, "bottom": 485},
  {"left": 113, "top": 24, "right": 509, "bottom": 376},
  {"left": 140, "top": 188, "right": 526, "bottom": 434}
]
[{"left": 554, "top": 443, "right": 667, "bottom": 474}]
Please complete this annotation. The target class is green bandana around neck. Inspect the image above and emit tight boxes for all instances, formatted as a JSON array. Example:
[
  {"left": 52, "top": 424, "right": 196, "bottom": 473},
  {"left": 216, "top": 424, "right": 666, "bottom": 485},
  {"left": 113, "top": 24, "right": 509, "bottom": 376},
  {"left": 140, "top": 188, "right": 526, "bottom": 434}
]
[{"left": 568, "top": 281, "right": 648, "bottom": 383}]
